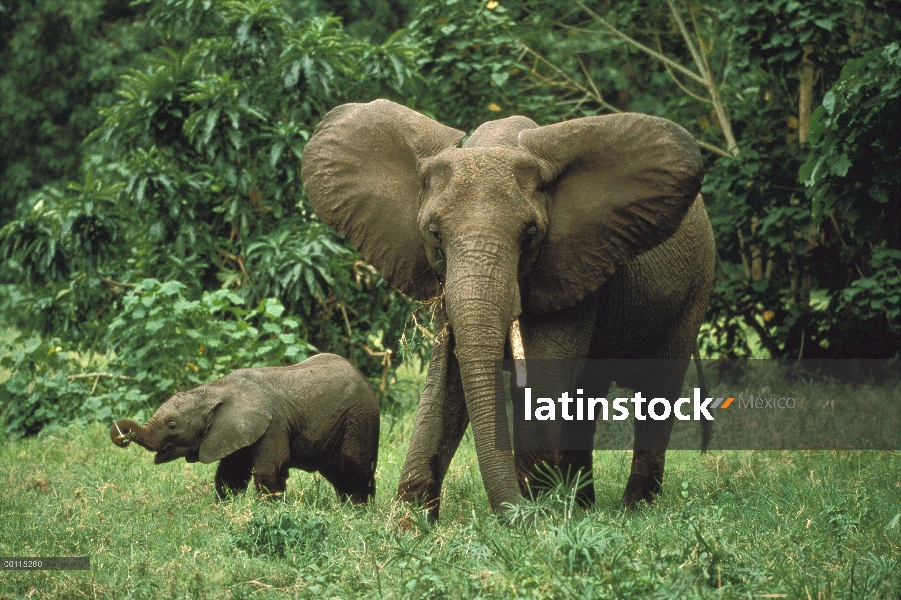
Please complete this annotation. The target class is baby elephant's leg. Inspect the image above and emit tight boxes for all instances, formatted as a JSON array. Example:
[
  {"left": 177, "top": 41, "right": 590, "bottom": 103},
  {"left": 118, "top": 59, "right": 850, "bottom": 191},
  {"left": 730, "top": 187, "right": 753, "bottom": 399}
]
[
  {"left": 215, "top": 445, "right": 255, "bottom": 499},
  {"left": 251, "top": 435, "right": 290, "bottom": 497},
  {"left": 325, "top": 413, "right": 379, "bottom": 505},
  {"left": 323, "top": 459, "right": 376, "bottom": 505},
  {"left": 253, "top": 465, "right": 289, "bottom": 496}
]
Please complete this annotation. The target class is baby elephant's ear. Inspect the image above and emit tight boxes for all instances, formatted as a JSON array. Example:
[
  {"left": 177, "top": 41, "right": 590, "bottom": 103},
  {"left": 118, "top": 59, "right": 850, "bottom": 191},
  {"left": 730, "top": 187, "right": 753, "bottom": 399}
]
[
  {"left": 518, "top": 113, "right": 703, "bottom": 314},
  {"left": 199, "top": 379, "right": 272, "bottom": 464}
]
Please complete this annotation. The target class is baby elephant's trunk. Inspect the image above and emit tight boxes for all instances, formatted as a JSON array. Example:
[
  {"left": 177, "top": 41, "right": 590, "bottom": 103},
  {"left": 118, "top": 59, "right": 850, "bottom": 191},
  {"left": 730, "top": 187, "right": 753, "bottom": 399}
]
[{"left": 110, "top": 419, "right": 140, "bottom": 447}]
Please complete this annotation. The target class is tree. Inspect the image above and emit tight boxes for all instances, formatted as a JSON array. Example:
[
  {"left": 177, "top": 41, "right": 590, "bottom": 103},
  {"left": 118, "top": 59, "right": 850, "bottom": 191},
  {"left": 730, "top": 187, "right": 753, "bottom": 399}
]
[
  {"left": 798, "top": 42, "right": 901, "bottom": 357},
  {"left": 0, "top": 0, "right": 155, "bottom": 227},
  {"left": 1, "top": 0, "right": 427, "bottom": 433},
  {"left": 507, "top": 0, "right": 901, "bottom": 358}
]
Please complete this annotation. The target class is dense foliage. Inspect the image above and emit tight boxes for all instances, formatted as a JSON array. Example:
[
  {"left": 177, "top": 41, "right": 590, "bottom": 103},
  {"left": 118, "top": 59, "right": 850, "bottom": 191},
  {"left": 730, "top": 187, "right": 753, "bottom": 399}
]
[
  {"left": 2, "top": 0, "right": 900, "bottom": 434},
  {"left": 505, "top": 0, "right": 901, "bottom": 358},
  {"left": 703, "top": 1, "right": 901, "bottom": 359},
  {"left": 1, "top": 0, "right": 427, "bottom": 432},
  {"left": 2, "top": 280, "right": 314, "bottom": 434},
  {"left": 799, "top": 42, "right": 901, "bottom": 354},
  {"left": 0, "top": 0, "right": 155, "bottom": 226}
]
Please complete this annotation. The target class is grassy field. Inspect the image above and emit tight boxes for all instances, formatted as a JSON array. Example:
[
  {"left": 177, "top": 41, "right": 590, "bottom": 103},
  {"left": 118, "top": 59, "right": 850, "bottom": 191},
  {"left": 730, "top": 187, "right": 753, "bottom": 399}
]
[{"left": 1, "top": 365, "right": 900, "bottom": 598}]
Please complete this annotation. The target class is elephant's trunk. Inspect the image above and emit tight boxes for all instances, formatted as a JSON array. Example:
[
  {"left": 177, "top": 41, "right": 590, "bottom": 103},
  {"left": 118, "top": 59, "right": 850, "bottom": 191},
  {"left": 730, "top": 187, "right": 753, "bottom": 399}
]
[
  {"left": 110, "top": 419, "right": 158, "bottom": 450},
  {"left": 443, "top": 241, "right": 522, "bottom": 513}
]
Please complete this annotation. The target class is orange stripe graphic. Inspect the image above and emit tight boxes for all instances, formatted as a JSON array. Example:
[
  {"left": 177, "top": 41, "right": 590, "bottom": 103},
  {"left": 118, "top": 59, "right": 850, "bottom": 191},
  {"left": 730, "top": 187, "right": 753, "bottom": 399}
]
[{"left": 720, "top": 397, "right": 734, "bottom": 408}]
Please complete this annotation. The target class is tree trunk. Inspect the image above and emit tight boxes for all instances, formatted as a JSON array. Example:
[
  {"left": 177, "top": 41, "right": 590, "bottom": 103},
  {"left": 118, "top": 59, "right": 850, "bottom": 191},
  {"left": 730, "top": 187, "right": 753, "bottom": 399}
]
[{"left": 799, "top": 45, "right": 815, "bottom": 145}]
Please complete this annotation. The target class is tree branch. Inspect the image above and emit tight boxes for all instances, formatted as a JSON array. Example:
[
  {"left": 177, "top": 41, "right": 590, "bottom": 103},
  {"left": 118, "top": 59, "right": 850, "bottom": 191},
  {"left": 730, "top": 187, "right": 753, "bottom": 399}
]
[
  {"left": 573, "top": 0, "right": 706, "bottom": 86},
  {"left": 98, "top": 276, "right": 136, "bottom": 288},
  {"left": 654, "top": 32, "right": 711, "bottom": 104},
  {"left": 525, "top": 2, "right": 740, "bottom": 156},
  {"left": 67, "top": 372, "right": 136, "bottom": 381},
  {"left": 798, "top": 45, "right": 815, "bottom": 144},
  {"left": 576, "top": 54, "right": 616, "bottom": 112},
  {"left": 697, "top": 139, "right": 732, "bottom": 158},
  {"left": 665, "top": 0, "right": 738, "bottom": 155},
  {"left": 360, "top": 344, "right": 392, "bottom": 393},
  {"left": 520, "top": 41, "right": 620, "bottom": 114}
]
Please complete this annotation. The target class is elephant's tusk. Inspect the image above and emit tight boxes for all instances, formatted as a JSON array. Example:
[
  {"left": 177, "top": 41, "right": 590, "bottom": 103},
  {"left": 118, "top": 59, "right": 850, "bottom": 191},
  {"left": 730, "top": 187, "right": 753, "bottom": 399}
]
[{"left": 510, "top": 319, "right": 527, "bottom": 387}]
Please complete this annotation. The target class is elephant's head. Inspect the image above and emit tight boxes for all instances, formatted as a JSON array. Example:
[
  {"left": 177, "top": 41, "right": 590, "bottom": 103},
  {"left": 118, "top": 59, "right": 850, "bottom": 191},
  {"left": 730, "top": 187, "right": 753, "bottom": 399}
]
[
  {"left": 111, "top": 377, "right": 272, "bottom": 464},
  {"left": 301, "top": 100, "right": 703, "bottom": 511}
]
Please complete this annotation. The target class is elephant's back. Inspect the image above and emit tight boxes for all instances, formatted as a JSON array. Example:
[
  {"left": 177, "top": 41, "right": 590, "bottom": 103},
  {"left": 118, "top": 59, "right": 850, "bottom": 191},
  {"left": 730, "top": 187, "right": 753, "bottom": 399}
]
[{"left": 230, "top": 354, "right": 378, "bottom": 409}]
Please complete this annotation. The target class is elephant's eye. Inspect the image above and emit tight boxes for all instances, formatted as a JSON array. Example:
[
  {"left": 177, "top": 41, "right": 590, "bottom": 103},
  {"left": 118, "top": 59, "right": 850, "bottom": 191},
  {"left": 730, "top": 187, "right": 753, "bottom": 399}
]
[
  {"left": 526, "top": 225, "right": 538, "bottom": 236},
  {"left": 167, "top": 421, "right": 177, "bottom": 431},
  {"left": 428, "top": 222, "right": 442, "bottom": 243}
]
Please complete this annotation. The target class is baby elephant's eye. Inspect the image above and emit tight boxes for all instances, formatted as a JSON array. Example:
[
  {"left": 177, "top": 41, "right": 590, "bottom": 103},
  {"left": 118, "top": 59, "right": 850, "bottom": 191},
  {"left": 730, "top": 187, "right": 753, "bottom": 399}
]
[
  {"left": 428, "top": 222, "right": 442, "bottom": 242},
  {"left": 167, "top": 421, "right": 177, "bottom": 431}
]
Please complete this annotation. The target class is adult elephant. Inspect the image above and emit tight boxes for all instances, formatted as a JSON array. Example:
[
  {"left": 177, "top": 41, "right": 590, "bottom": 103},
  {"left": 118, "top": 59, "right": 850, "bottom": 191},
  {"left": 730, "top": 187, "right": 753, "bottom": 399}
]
[{"left": 301, "top": 99, "right": 715, "bottom": 521}]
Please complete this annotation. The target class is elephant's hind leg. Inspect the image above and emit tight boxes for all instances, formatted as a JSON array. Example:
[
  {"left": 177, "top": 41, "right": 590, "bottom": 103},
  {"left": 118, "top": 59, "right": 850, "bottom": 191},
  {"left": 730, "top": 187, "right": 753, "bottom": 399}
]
[
  {"left": 621, "top": 362, "right": 688, "bottom": 508},
  {"left": 215, "top": 445, "right": 255, "bottom": 499},
  {"left": 323, "top": 459, "right": 377, "bottom": 505},
  {"left": 333, "top": 398, "right": 379, "bottom": 505}
]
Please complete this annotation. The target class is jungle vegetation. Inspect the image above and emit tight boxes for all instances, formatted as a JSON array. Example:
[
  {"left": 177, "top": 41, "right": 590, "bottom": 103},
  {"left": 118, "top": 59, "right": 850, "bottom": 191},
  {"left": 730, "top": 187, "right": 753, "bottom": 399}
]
[{"left": 1, "top": 0, "right": 899, "bottom": 432}]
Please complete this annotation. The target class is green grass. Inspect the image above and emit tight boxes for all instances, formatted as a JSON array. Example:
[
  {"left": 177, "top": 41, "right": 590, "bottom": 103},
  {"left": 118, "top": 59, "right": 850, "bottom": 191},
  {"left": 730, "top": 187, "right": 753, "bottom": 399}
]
[{"left": 1, "top": 370, "right": 900, "bottom": 598}]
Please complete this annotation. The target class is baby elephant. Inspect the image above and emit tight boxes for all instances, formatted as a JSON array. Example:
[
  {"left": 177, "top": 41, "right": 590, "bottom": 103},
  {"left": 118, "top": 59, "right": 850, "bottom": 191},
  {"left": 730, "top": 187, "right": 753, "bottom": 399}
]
[{"left": 110, "top": 353, "right": 379, "bottom": 504}]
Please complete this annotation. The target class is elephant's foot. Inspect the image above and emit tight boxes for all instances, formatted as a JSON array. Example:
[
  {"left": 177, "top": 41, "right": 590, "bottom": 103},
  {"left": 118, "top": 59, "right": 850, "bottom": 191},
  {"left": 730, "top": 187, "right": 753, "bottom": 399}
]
[
  {"left": 562, "top": 450, "right": 596, "bottom": 508},
  {"left": 214, "top": 459, "right": 253, "bottom": 500},
  {"left": 515, "top": 449, "right": 553, "bottom": 498},
  {"left": 334, "top": 484, "right": 374, "bottom": 506},
  {"left": 397, "top": 478, "right": 441, "bottom": 524},
  {"left": 253, "top": 470, "right": 288, "bottom": 499},
  {"left": 337, "top": 487, "right": 372, "bottom": 505},
  {"left": 215, "top": 482, "right": 248, "bottom": 501},
  {"left": 622, "top": 472, "right": 662, "bottom": 508},
  {"left": 347, "top": 492, "right": 371, "bottom": 505},
  {"left": 520, "top": 472, "right": 596, "bottom": 508},
  {"left": 622, "top": 450, "right": 665, "bottom": 508},
  {"left": 574, "top": 481, "right": 596, "bottom": 508},
  {"left": 324, "top": 464, "right": 376, "bottom": 506}
]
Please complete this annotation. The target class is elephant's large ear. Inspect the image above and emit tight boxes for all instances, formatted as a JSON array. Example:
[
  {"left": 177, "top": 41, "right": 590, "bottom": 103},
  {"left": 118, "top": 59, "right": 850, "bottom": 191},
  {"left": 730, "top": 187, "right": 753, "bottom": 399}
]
[
  {"left": 302, "top": 99, "right": 465, "bottom": 300},
  {"left": 199, "top": 379, "right": 272, "bottom": 464},
  {"left": 518, "top": 113, "right": 703, "bottom": 313}
]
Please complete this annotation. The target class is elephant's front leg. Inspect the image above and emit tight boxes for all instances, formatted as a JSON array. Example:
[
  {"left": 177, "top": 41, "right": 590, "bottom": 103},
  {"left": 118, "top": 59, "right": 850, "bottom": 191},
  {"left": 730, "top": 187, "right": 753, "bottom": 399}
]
[
  {"left": 514, "top": 295, "right": 599, "bottom": 504},
  {"left": 250, "top": 434, "right": 290, "bottom": 497},
  {"left": 622, "top": 423, "right": 672, "bottom": 508},
  {"left": 397, "top": 307, "right": 468, "bottom": 523},
  {"left": 215, "top": 445, "right": 255, "bottom": 499},
  {"left": 512, "top": 361, "right": 596, "bottom": 505}
]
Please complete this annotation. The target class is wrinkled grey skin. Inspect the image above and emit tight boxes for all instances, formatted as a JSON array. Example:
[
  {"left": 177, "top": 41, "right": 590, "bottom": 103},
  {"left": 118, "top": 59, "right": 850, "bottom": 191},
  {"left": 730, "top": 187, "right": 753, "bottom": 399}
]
[
  {"left": 111, "top": 354, "right": 379, "bottom": 504},
  {"left": 301, "top": 100, "right": 715, "bottom": 521}
]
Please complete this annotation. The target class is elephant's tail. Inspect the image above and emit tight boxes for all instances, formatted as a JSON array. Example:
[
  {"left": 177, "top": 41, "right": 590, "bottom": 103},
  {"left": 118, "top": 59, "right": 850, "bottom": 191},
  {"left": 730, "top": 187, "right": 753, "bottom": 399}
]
[{"left": 693, "top": 346, "right": 711, "bottom": 452}]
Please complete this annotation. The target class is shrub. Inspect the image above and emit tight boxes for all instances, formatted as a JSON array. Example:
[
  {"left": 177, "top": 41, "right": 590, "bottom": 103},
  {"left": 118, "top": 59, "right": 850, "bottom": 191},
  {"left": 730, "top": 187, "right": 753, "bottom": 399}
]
[{"left": 1, "top": 279, "right": 314, "bottom": 434}]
